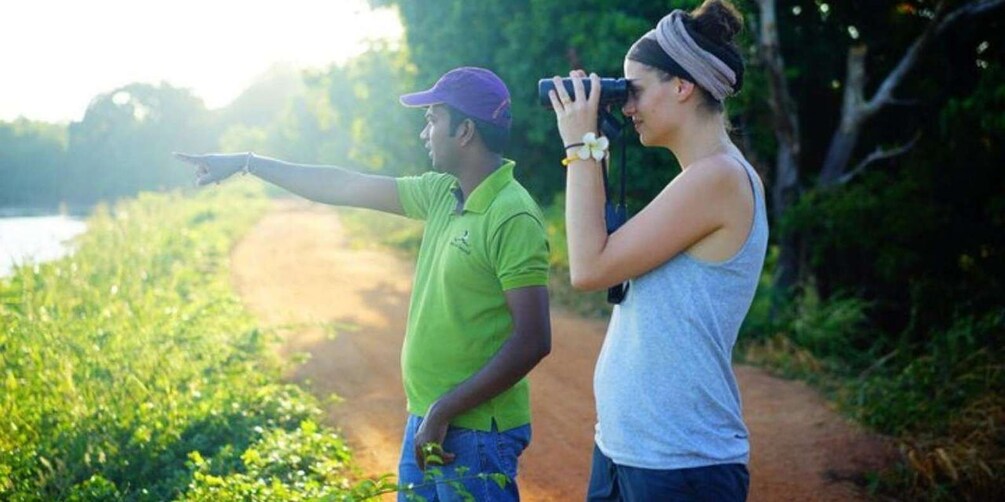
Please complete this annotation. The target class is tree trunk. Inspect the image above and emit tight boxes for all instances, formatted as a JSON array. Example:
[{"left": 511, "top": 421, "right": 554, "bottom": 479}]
[
  {"left": 756, "top": 0, "right": 803, "bottom": 296},
  {"left": 771, "top": 144, "right": 800, "bottom": 294},
  {"left": 819, "top": 126, "right": 860, "bottom": 187},
  {"left": 819, "top": 46, "right": 867, "bottom": 187}
]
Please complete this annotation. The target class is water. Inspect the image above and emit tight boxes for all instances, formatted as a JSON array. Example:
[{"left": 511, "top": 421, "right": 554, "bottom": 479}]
[{"left": 0, "top": 215, "right": 88, "bottom": 277}]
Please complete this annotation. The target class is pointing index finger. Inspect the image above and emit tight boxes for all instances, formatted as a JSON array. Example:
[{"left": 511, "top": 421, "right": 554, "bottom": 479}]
[{"left": 172, "top": 152, "right": 202, "bottom": 165}]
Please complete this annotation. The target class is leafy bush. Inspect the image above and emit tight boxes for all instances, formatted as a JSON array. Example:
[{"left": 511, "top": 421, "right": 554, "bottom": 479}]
[
  {"left": 740, "top": 279, "right": 873, "bottom": 382},
  {"left": 844, "top": 312, "right": 1003, "bottom": 436},
  {"left": 740, "top": 268, "right": 1004, "bottom": 499},
  {"left": 849, "top": 311, "right": 1004, "bottom": 500},
  {"left": 182, "top": 420, "right": 395, "bottom": 501},
  {"left": 0, "top": 184, "right": 368, "bottom": 500}
]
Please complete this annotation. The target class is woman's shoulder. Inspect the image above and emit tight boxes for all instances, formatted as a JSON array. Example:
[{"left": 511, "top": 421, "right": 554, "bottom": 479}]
[
  {"left": 689, "top": 151, "right": 747, "bottom": 178},
  {"left": 673, "top": 152, "right": 751, "bottom": 199}
]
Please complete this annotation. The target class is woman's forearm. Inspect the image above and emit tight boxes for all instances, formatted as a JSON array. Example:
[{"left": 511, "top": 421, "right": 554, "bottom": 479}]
[{"left": 565, "top": 159, "right": 610, "bottom": 290}]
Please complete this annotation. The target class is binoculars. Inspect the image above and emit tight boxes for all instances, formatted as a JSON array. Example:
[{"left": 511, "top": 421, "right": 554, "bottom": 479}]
[
  {"left": 537, "top": 78, "right": 630, "bottom": 107},
  {"left": 538, "top": 77, "right": 631, "bottom": 304}
]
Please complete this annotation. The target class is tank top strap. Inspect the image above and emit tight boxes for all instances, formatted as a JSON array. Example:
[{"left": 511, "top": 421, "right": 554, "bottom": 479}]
[{"left": 726, "top": 148, "right": 766, "bottom": 216}]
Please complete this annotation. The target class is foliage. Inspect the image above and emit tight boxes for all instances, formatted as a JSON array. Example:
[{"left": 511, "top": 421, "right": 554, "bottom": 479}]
[
  {"left": 182, "top": 420, "right": 364, "bottom": 501},
  {"left": 0, "top": 119, "right": 67, "bottom": 208},
  {"left": 741, "top": 279, "right": 872, "bottom": 383},
  {"left": 263, "top": 43, "right": 423, "bottom": 176},
  {"left": 844, "top": 312, "right": 1003, "bottom": 436},
  {"left": 847, "top": 311, "right": 1004, "bottom": 500},
  {"left": 0, "top": 184, "right": 368, "bottom": 500},
  {"left": 65, "top": 83, "right": 218, "bottom": 205},
  {"left": 741, "top": 273, "right": 1004, "bottom": 499}
]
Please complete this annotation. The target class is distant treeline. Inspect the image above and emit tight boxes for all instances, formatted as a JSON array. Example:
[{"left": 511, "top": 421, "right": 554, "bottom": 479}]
[{"left": 0, "top": 49, "right": 425, "bottom": 209}]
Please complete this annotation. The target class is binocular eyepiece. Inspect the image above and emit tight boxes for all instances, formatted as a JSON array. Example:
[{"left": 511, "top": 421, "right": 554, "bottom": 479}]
[{"left": 537, "top": 78, "right": 629, "bottom": 107}]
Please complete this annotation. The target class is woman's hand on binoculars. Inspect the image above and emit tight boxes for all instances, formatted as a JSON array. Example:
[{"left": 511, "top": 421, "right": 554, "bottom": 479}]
[{"left": 548, "top": 70, "right": 601, "bottom": 147}]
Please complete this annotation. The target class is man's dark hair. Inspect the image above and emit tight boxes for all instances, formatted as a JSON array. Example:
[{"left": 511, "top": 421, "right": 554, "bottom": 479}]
[{"left": 446, "top": 106, "right": 510, "bottom": 154}]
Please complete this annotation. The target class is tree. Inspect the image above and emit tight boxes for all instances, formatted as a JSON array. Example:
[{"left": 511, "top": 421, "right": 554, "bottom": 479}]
[
  {"left": 66, "top": 83, "right": 216, "bottom": 203},
  {"left": 257, "top": 43, "right": 423, "bottom": 175},
  {"left": 753, "top": 0, "right": 1005, "bottom": 293},
  {"left": 0, "top": 119, "right": 67, "bottom": 207}
]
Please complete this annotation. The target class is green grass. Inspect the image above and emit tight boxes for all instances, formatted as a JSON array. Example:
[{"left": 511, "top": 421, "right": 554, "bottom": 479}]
[{"left": 0, "top": 184, "right": 396, "bottom": 500}]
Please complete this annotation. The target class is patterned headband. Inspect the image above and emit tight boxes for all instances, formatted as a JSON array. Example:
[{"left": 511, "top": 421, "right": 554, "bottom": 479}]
[{"left": 649, "top": 10, "right": 737, "bottom": 101}]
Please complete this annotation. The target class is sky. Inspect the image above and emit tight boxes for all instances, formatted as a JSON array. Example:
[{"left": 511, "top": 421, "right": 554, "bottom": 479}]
[{"left": 0, "top": 0, "right": 403, "bottom": 123}]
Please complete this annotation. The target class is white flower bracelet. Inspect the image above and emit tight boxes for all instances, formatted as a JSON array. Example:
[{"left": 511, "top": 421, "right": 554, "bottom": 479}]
[{"left": 562, "top": 132, "right": 609, "bottom": 166}]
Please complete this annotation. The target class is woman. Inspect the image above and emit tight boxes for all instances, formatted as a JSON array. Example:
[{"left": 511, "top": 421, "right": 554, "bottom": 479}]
[{"left": 547, "top": 1, "right": 766, "bottom": 500}]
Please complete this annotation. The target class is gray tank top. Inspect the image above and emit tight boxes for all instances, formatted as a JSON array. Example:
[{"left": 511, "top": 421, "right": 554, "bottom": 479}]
[{"left": 593, "top": 149, "right": 768, "bottom": 469}]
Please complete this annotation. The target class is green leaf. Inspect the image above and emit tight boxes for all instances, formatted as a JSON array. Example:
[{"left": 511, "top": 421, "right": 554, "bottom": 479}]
[{"left": 489, "top": 473, "right": 509, "bottom": 489}]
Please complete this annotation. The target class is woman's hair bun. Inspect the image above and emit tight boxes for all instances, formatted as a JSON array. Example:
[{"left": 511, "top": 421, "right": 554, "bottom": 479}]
[{"left": 690, "top": 0, "right": 743, "bottom": 45}]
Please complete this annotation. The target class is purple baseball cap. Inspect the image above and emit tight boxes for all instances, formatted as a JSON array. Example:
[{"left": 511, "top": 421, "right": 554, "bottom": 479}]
[{"left": 399, "top": 67, "right": 512, "bottom": 128}]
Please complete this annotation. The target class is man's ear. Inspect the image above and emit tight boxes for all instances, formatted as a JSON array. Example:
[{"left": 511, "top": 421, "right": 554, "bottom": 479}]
[{"left": 458, "top": 118, "right": 477, "bottom": 146}]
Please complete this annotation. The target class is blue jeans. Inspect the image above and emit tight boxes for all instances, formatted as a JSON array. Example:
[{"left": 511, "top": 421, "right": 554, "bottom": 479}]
[
  {"left": 397, "top": 414, "right": 531, "bottom": 501},
  {"left": 587, "top": 444, "right": 749, "bottom": 502}
]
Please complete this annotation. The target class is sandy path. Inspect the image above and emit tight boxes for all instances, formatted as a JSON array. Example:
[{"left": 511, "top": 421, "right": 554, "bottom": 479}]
[{"left": 231, "top": 200, "right": 895, "bottom": 501}]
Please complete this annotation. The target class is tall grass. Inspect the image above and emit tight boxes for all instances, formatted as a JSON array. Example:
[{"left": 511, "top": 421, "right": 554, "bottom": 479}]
[{"left": 0, "top": 185, "right": 392, "bottom": 500}]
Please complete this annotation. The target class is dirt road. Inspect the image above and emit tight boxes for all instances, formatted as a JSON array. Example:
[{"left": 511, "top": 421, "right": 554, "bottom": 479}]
[{"left": 231, "top": 200, "right": 895, "bottom": 501}]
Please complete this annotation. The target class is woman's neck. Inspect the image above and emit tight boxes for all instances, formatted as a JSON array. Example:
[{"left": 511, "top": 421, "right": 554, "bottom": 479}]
[{"left": 666, "top": 113, "right": 732, "bottom": 169}]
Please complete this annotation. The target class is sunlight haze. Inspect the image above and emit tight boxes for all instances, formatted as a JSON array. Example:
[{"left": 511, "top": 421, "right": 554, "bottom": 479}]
[{"left": 0, "top": 0, "right": 403, "bottom": 123}]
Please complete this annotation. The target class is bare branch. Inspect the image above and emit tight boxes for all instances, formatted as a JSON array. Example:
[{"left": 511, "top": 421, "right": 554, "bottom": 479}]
[
  {"left": 821, "top": 0, "right": 1003, "bottom": 185},
  {"left": 937, "top": 0, "right": 1005, "bottom": 35},
  {"left": 838, "top": 132, "right": 922, "bottom": 185},
  {"left": 860, "top": 3, "right": 945, "bottom": 119},
  {"left": 862, "top": 0, "right": 1005, "bottom": 120}
]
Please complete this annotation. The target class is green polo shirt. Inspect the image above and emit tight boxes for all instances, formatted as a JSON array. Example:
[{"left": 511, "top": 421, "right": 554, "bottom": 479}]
[{"left": 395, "top": 160, "right": 549, "bottom": 431}]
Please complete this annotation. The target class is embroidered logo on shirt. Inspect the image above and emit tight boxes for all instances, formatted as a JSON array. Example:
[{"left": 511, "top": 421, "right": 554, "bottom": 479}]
[{"left": 450, "top": 230, "right": 471, "bottom": 255}]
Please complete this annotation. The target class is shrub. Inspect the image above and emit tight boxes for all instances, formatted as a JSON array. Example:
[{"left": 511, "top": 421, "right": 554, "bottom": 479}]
[{"left": 0, "top": 185, "right": 366, "bottom": 500}]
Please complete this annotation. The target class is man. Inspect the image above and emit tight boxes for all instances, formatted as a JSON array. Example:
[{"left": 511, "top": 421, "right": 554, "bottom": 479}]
[{"left": 175, "top": 67, "right": 551, "bottom": 501}]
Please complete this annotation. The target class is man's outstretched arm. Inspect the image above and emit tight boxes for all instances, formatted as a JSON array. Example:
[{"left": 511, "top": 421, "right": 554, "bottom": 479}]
[
  {"left": 174, "top": 152, "right": 404, "bottom": 215},
  {"left": 412, "top": 286, "right": 552, "bottom": 468}
]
